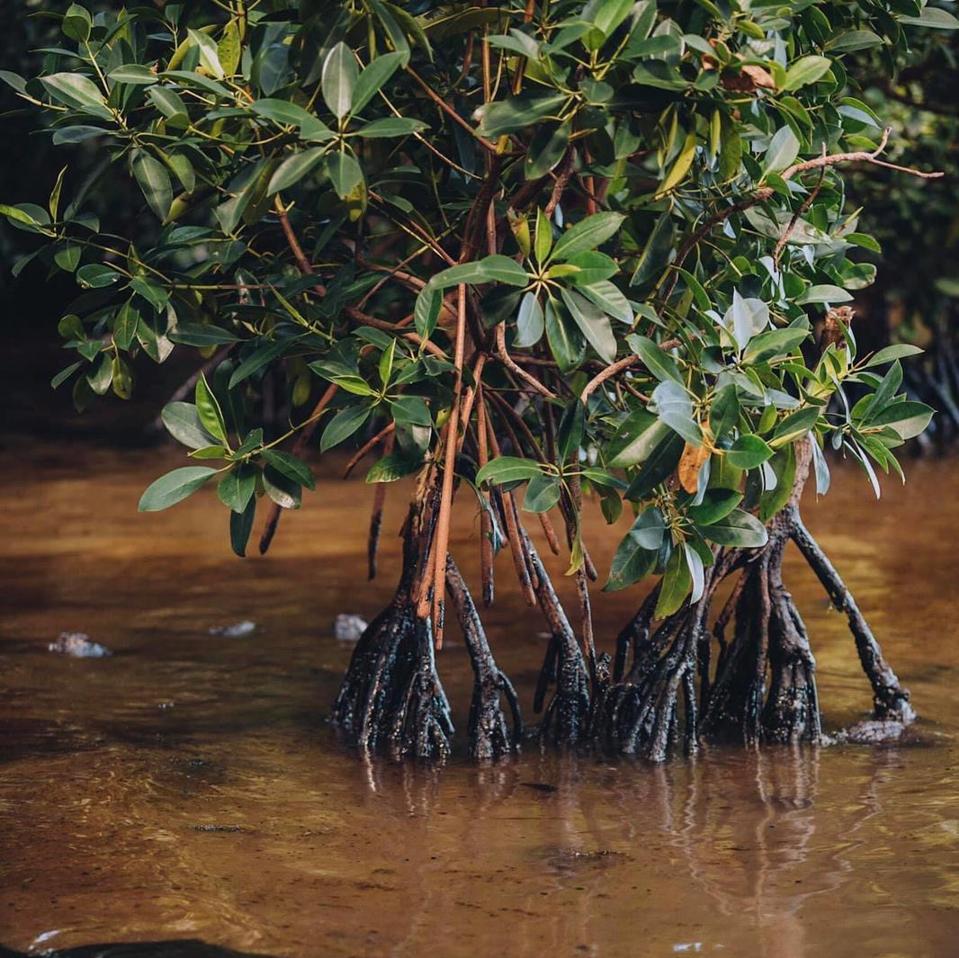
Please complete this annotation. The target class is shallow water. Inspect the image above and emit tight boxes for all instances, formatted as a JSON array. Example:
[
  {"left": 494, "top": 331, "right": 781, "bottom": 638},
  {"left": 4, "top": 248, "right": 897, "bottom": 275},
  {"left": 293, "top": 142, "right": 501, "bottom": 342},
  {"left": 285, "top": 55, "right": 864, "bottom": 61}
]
[{"left": 0, "top": 440, "right": 956, "bottom": 957}]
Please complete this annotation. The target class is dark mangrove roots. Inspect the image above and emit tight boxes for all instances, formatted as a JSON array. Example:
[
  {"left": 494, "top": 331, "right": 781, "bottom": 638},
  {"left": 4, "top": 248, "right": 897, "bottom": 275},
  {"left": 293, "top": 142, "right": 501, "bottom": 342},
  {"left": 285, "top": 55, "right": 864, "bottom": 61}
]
[
  {"left": 446, "top": 556, "right": 522, "bottom": 760},
  {"left": 331, "top": 504, "right": 453, "bottom": 761},
  {"left": 594, "top": 497, "right": 913, "bottom": 760},
  {"left": 523, "top": 529, "right": 592, "bottom": 747}
]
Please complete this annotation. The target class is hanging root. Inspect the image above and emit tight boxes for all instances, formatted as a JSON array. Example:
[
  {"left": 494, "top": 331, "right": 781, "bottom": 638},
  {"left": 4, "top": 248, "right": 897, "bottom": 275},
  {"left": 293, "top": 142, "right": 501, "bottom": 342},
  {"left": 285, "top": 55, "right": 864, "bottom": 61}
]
[
  {"left": 446, "top": 557, "right": 522, "bottom": 760},
  {"left": 522, "top": 529, "right": 591, "bottom": 746},
  {"left": 790, "top": 510, "right": 915, "bottom": 724},
  {"left": 330, "top": 504, "right": 453, "bottom": 761}
]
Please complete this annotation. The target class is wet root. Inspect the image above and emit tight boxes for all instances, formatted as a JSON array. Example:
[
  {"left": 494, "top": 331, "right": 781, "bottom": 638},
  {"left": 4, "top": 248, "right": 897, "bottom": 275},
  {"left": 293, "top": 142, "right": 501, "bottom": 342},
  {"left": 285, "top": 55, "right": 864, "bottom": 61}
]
[{"left": 446, "top": 557, "right": 522, "bottom": 761}]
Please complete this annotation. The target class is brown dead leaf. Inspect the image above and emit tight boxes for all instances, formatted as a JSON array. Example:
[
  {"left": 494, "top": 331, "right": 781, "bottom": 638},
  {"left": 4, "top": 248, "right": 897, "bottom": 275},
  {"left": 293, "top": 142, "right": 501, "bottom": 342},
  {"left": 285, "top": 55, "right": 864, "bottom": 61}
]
[
  {"left": 822, "top": 305, "right": 855, "bottom": 350},
  {"left": 722, "top": 64, "right": 775, "bottom": 93},
  {"left": 678, "top": 442, "right": 710, "bottom": 494}
]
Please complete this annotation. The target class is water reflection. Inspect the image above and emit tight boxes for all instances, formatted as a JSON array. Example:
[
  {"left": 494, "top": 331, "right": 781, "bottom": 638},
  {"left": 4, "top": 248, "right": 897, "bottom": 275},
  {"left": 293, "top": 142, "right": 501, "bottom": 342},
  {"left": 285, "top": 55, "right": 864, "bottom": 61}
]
[{"left": 0, "top": 445, "right": 957, "bottom": 956}]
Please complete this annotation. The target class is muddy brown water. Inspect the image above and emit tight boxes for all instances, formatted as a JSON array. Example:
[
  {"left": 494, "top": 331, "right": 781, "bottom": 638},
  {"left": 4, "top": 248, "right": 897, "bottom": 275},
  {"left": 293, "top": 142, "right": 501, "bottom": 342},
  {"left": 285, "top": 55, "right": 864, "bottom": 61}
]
[{"left": 0, "top": 440, "right": 956, "bottom": 957}]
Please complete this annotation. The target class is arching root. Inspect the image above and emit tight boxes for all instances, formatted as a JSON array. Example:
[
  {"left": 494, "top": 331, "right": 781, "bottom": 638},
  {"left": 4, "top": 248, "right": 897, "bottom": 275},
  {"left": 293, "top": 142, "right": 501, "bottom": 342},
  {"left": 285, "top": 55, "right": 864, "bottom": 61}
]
[
  {"left": 446, "top": 556, "right": 522, "bottom": 760},
  {"left": 523, "top": 529, "right": 591, "bottom": 747},
  {"left": 597, "top": 499, "right": 913, "bottom": 760},
  {"left": 330, "top": 504, "right": 454, "bottom": 761}
]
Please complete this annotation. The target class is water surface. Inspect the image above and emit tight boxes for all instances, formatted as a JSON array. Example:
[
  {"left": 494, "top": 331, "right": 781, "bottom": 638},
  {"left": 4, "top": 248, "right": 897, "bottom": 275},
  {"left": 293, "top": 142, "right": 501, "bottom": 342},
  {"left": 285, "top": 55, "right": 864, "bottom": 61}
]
[{"left": 1, "top": 441, "right": 956, "bottom": 957}]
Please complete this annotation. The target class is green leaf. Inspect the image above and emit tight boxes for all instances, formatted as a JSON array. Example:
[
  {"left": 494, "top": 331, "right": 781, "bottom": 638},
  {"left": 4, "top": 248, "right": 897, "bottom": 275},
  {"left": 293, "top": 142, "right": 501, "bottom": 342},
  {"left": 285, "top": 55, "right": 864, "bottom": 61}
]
[
  {"left": 475, "top": 456, "right": 543, "bottom": 486},
  {"left": 230, "top": 497, "right": 256, "bottom": 557},
  {"left": 138, "top": 466, "right": 217, "bottom": 512},
  {"left": 863, "top": 344, "right": 923, "bottom": 368},
  {"left": 581, "top": 281, "right": 631, "bottom": 324},
  {"left": 525, "top": 122, "right": 570, "bottom": 179},
  {"left": 217, "top": 464, "right": 257, "bottom": 513},
  {"left": 608, "top": 410, "right": 665, "bottom": 468},
  {"left": 796, "top": 284, "right": 853, "bottom": 305},
  {"left": 545, "top": 299, "right": 586, "bottom": 372},
  {"left": 605, "top": 515, "right": 661, "bottom": 592},
  {"left": 869, "top": 400, "right": 934, "bottom": 440},
  {"left": 709, "top": 384, "right": 740, "bottom": 440},
  {"left": 651, "top": 380, "right": 702, "bottom": 445},
  {"left": 515, "top": 292, "right": 545, "bottom": 347},
  {"left": 627, "top": 334, "right": 682, "bottom": 384},
  {"left": 113, "top": 301, "right": 141, "bottom": 350},
  {"left": 630, "top": 212, "right": 675, "bottom": 289},
  {"left": 770, "top": 406, "right": 820, "bottom": 447},
  {"left": 365, "top": 451, "right": 423, "bottom": 483},
  {"left": 195, "top": 373, "right": 228, "bottom": 443},
  {"left": 726, "top": 434, "right": 773, "bottom": 469},
  {"left": 743, "top": 327, "right": 809, "bottom": 364},
  {"left": 476, "top": 93, "right": 567, "bottom": 137},
  {"left": 534, "top": 207, "right": 553, "bottom": 263},
  {"left": 263, "top": 467, "right": 301, "bottom": 509},
  {"left": 699, "top": 508, "right": 768, "bottom": 548},
  {"left": 326, "top": 151, "right": 364, "bottom": 199},
  {"left": 131, "top": 150, "right": 172, "bottom": 220},
  {"left": 625, "top": 430, "right": 685, "bottom": 499},
  {"left": 560, "top": 288, "right": 616, "bottom": 363},
  {"left": 320, "top": 404, "right": 371, "bottom": 452},
  {"left": 688, "top": 489, "right": 742, "bottom": 525},
  {"left": 900, "top": 8, "right": 959, "bottom": 29},
  {"left": 356, "top": 117, "right": 427, "bottom": 138},
  {"left": 414, "top": 285, "right": 441, "bottom": 339},
  {"left": 322, "top": 42, "right": 357, "bottom": 120},
  {"left": 149, "top": 86, "right": 189, "bottom": 126},
  {"left": 655, "top": 546, "right": 692, "bottom": 618},
  {"left": 109, "top": 65, "right": 158, "bottom": 86},
  {"left": 758, "top": 444, "right": 797, "bottom": 522},
  {"left": 351, "top": 51, "right": 404, "bottom": 114},
  {"left": 656, "top": 130, "right": 697, "bottom": 197},
  {"left": 389, "top": 395, "right": 432, "bottom": 428},
  {"left": 523, "top": 474, "right": 561, "bottom": 513},
  {"left": 550, "top": 212, "right": 625, "bottom": 262},
  {"left": 62, "top": 4, "right": 92, "bottom": 42},
  {"left": 431, "top": 254, "right": 529, "bottom": 289},
  {"left": 783, "top": 55, "right": 832, "bottom": 91},
  {"left": 40, "top": 73, "right": 111, "bottom": 119},
  {"left": 228, "top": 339, "right": 293, "bottom": 388},
  {"left": 161, "top": 402, "right": 218, "bottom": 449},
  {"left": 267, "top": 148, "right": 326, "bottom": 195},
  {"left": 187, "top": 28, "right": 225, "bottom": 79},
  {"left": 169, "top": 323, "right": 240, "bottom": 347},
  {"left": 51, "top": 361, "right": 82, "bottom": 390},
  {"left": 765, "top": 125, "right": 800, "bottom": 173},
  {"left": 262, "top": 450, "right": 315, "bottom": 490}
]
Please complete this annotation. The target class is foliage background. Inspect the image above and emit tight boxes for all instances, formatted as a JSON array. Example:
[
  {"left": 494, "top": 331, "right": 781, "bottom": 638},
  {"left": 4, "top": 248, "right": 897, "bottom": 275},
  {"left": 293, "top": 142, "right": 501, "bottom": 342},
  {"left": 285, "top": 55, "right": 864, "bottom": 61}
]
[{"left": 0, "top": 0, "right": 955, "bottom": 445}]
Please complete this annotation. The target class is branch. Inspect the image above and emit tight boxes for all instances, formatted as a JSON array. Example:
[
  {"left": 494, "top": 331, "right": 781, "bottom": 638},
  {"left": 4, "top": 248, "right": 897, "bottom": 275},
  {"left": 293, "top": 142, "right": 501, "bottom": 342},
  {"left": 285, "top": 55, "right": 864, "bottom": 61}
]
[
  {"left": 495, "top": 323, "right": 557, "bottom": 399},
  {"left": 406, "top": 67, "right": 498, "bottom": 154}
]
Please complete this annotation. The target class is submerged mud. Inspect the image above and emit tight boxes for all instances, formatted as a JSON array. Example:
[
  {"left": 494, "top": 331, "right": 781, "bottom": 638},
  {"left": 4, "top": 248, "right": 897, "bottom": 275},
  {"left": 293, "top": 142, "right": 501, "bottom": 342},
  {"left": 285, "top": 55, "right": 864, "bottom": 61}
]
[{"left": 0, "top": 440, "right": 957, "bottom": 957}]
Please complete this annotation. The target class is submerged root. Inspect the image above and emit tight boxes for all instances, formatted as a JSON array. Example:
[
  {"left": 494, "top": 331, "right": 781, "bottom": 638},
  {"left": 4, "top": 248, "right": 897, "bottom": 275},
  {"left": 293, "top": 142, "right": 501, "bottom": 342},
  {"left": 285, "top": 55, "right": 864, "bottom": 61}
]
[{"left": 446, "top": 557, "right": 522, "bottom": 761}]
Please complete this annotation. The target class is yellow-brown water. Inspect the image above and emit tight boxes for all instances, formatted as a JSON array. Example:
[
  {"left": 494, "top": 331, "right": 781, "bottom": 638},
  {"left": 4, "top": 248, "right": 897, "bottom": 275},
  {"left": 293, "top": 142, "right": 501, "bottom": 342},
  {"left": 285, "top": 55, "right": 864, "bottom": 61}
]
[{"left": 1, "top": 441, "right": 956, "bottom": 957}]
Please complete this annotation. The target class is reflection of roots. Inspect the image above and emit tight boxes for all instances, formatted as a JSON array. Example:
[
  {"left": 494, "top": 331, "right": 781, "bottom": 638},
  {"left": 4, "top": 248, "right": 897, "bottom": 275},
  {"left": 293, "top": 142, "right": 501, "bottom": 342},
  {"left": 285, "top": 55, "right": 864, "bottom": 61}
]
[{"left": 595, "top": 502, "right": 914, "bottom": 760}]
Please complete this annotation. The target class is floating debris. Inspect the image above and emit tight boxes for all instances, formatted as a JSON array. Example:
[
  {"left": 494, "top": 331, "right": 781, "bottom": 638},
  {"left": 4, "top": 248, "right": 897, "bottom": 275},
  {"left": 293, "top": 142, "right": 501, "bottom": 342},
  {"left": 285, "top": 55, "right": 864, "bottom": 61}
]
[
  {"left": 48, "top": 632, "right": 112, "bottom": 658},
  {"left": 208, "top": 620, "right": 256, "bottom": 638},
  {"left": 334, "top": 613, "right": 368, "bottom": 641}
]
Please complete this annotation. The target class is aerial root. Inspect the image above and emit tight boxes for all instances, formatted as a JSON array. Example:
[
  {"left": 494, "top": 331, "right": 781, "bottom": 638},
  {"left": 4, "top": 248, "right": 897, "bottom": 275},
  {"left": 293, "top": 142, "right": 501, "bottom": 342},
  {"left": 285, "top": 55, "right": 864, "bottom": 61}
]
[
  {"left": 790, "top": 510, "right": 915, "bottom": 725},
  {"left": 522, "top": 528, "right": 591, "bottom": 747},
  {"left": 446, "top": 557, "right": 522, "bottom": 761},
  {"left": 331, "top": 504, "right": 454, "bottom": 761}
]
